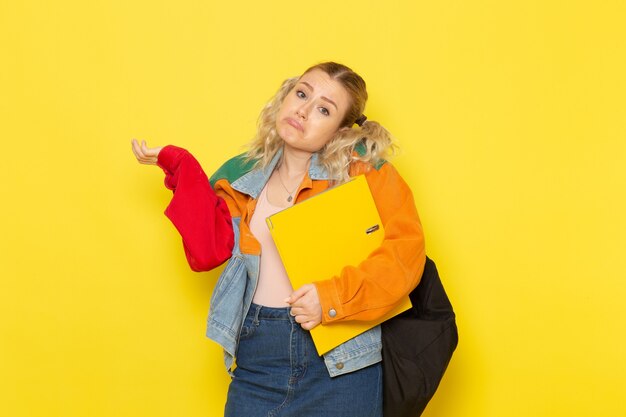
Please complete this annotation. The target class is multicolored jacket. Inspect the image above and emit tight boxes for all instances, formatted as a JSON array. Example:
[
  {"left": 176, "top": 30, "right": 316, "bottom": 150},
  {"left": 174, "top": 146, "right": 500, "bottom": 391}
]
[{"left": 156, "top": 144, "right": 426, "bottom": 376}]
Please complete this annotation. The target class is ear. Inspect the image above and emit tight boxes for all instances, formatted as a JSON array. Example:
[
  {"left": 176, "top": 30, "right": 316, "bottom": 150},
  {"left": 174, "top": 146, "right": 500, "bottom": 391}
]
[{"left": 338, "top": 126, "right": 352, "bottom": 133}]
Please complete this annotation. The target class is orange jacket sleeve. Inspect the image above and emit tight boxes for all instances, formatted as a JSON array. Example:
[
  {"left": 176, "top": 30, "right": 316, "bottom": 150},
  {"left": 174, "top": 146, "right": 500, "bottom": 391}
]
[{"left": 314, "top": 162, "right": 426, "bottom": 323}]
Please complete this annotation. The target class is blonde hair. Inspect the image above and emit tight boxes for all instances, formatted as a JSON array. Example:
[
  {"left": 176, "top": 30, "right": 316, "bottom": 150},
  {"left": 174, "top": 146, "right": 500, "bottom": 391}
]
[{"left": 246, "top": 62, "right": 396, "bottom": 182}]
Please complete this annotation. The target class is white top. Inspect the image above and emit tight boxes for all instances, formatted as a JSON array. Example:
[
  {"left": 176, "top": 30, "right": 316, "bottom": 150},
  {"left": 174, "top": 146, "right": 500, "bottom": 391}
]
[{"left": 249, "top": 184, "right": 295, "bottom": 307}]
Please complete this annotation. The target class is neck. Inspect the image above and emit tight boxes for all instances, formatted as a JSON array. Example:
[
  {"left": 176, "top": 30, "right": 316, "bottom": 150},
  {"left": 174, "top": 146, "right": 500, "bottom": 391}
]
[{"left": 280, "top": 144, "right": 312, "bottom": 177}]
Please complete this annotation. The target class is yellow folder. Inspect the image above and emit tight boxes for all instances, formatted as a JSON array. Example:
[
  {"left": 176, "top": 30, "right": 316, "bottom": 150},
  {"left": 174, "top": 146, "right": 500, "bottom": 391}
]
[{"left": 266, "top": 175, "right": 412, "bottom": 355}]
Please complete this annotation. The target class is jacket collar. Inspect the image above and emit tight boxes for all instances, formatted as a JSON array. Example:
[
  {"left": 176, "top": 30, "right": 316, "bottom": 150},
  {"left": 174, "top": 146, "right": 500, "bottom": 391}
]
[{"left": 231, "top": 147, "right": 336, "bottom": 198}]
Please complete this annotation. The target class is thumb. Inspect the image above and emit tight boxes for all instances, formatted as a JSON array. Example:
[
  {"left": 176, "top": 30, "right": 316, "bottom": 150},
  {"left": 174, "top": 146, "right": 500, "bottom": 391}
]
[{"left": 285, "top": 285, "right": 311, "bottom": 304}]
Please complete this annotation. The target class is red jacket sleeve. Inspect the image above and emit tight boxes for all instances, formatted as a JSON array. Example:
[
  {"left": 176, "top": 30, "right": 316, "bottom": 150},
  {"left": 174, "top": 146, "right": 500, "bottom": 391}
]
[{"left": 157, "top": 145, "right": 234, "bottom": 271}]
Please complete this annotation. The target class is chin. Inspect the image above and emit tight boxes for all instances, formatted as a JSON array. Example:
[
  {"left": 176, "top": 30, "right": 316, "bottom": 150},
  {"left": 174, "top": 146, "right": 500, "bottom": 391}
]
[{"left": 277, "top": 123, "right": 301, "bottom": 144}]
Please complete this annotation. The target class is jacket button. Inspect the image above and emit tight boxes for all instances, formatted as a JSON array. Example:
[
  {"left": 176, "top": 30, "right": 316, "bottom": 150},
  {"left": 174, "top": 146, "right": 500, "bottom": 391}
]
[
  {"left": 328, "top": 308, "right": 337, "bottom": 318},
  {"left": 335, "top": 362, "right": 344, "bottom": 370}
]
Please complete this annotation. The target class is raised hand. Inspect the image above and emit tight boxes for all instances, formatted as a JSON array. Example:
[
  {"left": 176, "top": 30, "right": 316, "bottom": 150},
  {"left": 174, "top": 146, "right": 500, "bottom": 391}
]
[{"left": 131, "top": 139, "right": 163, "bottom": 165}]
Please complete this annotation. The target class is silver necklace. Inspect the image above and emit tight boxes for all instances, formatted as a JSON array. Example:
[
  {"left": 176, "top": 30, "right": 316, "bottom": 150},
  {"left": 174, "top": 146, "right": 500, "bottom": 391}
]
[{"left": 277, "top": 167, "right": 302, "bottom": 202}]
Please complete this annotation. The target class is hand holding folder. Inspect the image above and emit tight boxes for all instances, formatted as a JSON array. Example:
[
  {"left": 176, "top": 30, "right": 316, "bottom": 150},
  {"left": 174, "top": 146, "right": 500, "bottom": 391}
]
[{"left": 266, "top": 175, "right": 412, "bottom": 355}]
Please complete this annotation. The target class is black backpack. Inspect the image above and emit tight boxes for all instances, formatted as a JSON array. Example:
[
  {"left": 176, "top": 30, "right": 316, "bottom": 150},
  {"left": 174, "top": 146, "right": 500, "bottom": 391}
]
[{"left": 381, "top": 257, "right": 458, "bottom": 417}]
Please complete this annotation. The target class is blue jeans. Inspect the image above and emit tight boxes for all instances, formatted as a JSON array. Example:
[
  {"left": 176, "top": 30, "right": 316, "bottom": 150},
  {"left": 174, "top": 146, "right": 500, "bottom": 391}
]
[{"left": 224, "top": 303, "right": 383, "bottom": 417}]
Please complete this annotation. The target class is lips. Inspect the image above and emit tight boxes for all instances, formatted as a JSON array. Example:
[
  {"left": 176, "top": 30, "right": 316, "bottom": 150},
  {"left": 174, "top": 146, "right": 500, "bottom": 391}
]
[{"left": 285, "top": 117, "right": 304, "bottom": 132}]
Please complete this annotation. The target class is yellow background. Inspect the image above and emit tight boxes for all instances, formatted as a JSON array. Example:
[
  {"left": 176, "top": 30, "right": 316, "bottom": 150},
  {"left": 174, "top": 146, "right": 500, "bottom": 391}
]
[{"left": 1, "top": 1, "right": 624, "bottom": 416}]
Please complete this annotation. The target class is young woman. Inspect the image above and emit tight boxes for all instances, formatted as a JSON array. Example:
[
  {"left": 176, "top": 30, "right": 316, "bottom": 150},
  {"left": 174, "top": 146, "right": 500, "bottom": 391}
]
[{"left": 131, "top": 62, "right": 426, "bottom": 417}]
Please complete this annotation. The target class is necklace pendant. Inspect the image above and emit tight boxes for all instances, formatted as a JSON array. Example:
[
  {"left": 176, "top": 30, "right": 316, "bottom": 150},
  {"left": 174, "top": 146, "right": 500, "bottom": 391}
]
[{"left": 287, "top": 195, "right": 293, "bottom": 202}]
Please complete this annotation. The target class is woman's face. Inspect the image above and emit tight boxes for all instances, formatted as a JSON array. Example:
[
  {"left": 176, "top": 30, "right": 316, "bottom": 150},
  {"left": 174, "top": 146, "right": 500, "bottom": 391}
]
[{"left": 276, "top": 69, "right": 351, "bottom": 155}]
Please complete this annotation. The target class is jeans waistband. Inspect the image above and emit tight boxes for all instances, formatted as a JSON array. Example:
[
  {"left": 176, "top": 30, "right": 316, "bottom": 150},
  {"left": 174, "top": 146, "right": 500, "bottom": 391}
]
[{"left": 248, "top": 302, "right": 294, "bottom": 321}]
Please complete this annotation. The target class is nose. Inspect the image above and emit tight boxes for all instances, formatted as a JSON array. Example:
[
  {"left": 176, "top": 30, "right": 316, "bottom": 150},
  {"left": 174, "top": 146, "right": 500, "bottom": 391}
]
[{"left": 296, "top": 102, "right": 311, "bottom": 120}]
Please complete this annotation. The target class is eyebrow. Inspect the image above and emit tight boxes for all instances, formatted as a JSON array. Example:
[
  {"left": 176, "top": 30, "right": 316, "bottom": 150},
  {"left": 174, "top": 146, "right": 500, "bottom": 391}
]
[{"left": 300, "top": 81, "right": 338, "bottom": 111}]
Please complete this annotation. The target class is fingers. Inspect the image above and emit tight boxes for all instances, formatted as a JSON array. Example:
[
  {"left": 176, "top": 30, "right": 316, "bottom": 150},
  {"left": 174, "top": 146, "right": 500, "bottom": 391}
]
[
  {"left": 290, "top": 307, "right": 319, "bottom": 327},
  {"left": 290, "top": 306, "right": 312, "bottom": 320},
  {"left": 292, "top": 313, "right": 319, "bottom": 326},
  {"left": 131, "top": 139, "right": 162, "bottom": 165},
  {"left": 300, "top": 320, "right": 319, "bottom": 331},
  {"left": 131, "top": 138, "right": 141, "bottom": 157},
  {"left": 286, "top": 284, "right": 322, "bottom": 330},
  {"left": 131, "top": 139, "right": 149, "bottom": 163},
  {"left": 285, "top": 285, "right": 309, "bottom": 304},
  {"left": 291, "top": 310, "right": 320, "bottom": 330},
  {"left": 141, "top": 140, "right": 161, "bottom": 156},
  {"left": 286, "top": 285, "right": 314, "bottom": 312}
]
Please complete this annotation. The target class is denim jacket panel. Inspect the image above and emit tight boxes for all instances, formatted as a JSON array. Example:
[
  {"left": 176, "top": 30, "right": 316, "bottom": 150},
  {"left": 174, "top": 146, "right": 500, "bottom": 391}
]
[
  {"left": 323, "top": 325, "right": 382, "bottom": 377},
  {"left": 205, "top": 217, "right": 244, "bottom": 365}
]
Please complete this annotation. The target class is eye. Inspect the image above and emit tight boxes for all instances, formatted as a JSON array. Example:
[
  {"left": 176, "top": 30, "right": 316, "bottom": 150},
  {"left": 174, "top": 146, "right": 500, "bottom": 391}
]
[
  {"left": 319, "top": 107, "right": 330, "bottom": 116},
  {"left": 296, "top": 90, "right": 306, "bottom": 99}
]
